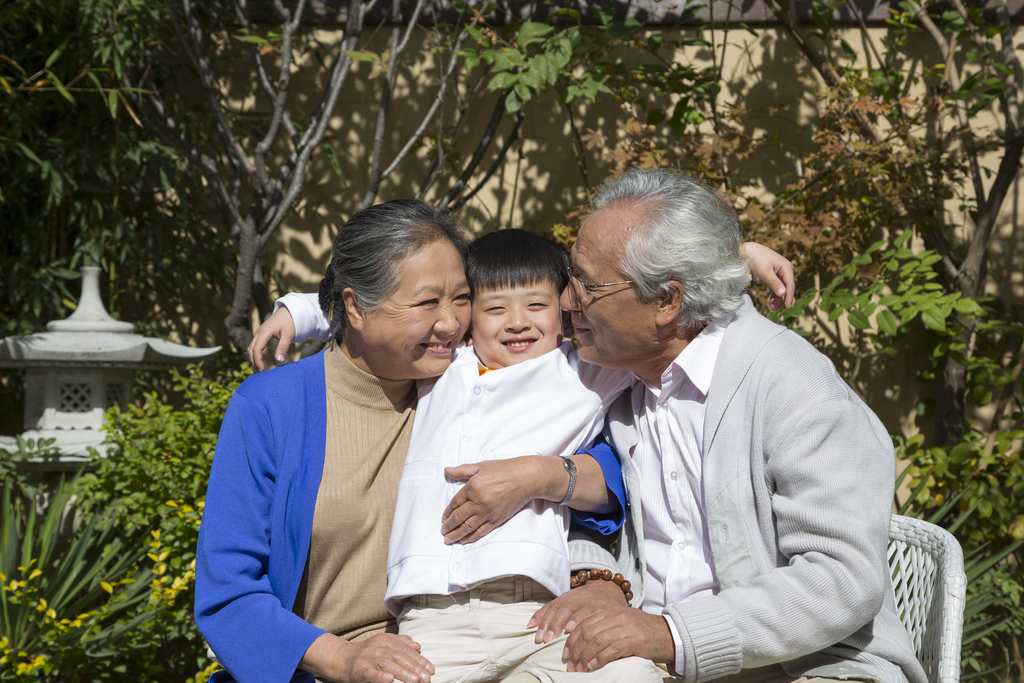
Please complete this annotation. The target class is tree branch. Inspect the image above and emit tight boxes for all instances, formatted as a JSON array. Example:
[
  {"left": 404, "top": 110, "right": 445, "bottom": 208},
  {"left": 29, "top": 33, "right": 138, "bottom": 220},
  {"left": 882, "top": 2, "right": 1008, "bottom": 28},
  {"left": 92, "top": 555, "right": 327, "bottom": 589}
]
[
  {"left": 380, "top": 25, "right": 468, "bottom": 182},
  {"left": 450, "top": 109, "right": 524, "bottom": 212},
  {"left": 232, "top": 0, "right": 298, "bottom": 142},
  {"left": 244, "top": 0, "right": 306, "bottom": 208},
  {"left": 437, "top": 90, "right": 508, "bottom": 210},
  {"left": 761, "top": 0, "right": 884, "bottom": 144},
  {"left": 418, "top": 62, "right": 490, "bottom": 199},
  {"left": 179, "top": 0, "right": 256, "bottom": 183},
  {"left": 355, "top": 0, "right": 427, "bottom": 213},
  {"left": 262, "top": 0, "right": 365, "bottom": 238}
]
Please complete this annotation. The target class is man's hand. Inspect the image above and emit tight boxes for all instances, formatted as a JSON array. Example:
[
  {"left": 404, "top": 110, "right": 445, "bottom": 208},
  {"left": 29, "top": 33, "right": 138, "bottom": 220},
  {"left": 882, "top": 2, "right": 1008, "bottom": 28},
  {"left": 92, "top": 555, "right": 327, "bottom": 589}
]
[
  {"left": 741, "top": 241, "right": 796, "bottom": 310},
  {"left": 441, "top": 458, "right": 546, "bottom": 544},
  {"left": 528, "top": 579, "right": 627, "bottom": 644},
  {"left": 247, "top": 306, "right": 296, "bottom": 371},
  {"left": 562, "top": 607, "right": 674, "bottom": 673},
  {"left": 301, "top": 632, "right": 434, "bottom": 683}
]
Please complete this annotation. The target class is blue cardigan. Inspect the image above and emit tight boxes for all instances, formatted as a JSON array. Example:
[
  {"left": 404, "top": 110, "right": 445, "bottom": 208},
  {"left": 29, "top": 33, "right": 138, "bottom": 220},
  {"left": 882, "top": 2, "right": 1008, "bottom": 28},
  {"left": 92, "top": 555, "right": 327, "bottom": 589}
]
[{"left": 194, "top": 352, "right": 625, "bottom": 683}]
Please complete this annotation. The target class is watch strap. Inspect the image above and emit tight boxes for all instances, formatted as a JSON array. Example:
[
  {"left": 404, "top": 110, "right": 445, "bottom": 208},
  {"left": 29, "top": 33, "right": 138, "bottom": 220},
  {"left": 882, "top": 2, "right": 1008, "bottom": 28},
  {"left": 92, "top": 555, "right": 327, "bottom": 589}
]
[{"left": 559, "top": 456, "right": 577, "bottom": 506}]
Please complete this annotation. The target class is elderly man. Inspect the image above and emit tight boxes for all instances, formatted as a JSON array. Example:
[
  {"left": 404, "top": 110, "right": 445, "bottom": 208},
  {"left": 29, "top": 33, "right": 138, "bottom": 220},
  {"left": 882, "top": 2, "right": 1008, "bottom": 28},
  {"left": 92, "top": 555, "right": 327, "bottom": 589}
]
[{"left": 528, "top": 167, "right": 925, "bottom": 683}]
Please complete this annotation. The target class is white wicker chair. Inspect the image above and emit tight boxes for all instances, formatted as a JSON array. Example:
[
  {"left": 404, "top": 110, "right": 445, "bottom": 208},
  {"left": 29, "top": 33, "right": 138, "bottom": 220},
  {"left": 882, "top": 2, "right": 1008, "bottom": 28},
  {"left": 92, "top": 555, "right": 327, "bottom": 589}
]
[{"left": 888, "top": 514, "right": 967, "bottom": 683}]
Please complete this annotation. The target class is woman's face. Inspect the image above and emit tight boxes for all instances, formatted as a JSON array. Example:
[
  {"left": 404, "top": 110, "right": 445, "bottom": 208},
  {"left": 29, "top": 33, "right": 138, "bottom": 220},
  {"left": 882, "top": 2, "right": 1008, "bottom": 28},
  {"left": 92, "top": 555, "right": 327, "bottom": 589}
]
[{"left": 344, "top": 240, "right": 472, "bottom": 381}]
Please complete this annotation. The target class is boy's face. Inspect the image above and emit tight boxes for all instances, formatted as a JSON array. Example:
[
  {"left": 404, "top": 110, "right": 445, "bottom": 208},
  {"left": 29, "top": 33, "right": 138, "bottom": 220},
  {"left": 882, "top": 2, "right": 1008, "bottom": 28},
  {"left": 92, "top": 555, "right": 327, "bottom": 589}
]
[{"left": 471, "top": 281, "right": 563, "bottom": 370}]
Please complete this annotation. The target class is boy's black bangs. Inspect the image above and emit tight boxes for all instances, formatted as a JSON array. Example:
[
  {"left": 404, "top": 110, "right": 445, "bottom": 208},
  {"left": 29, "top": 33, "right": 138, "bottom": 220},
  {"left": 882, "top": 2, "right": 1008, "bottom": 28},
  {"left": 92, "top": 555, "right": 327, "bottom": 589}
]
[{"left": 466, "top": 229, "right": 569, "bottom": 296}]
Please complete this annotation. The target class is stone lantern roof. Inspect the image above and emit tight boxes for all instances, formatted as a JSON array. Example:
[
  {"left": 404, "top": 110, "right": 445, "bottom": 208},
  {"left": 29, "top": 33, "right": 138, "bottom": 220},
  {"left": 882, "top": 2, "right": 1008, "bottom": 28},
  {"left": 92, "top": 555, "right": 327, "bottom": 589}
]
[{"left": 0, "top": 267, "right": 221, "bottom": 464}]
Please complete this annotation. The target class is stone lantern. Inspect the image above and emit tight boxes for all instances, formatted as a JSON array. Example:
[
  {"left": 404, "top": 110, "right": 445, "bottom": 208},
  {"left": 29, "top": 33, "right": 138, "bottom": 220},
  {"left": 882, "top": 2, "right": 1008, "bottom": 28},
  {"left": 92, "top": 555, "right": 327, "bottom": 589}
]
[{"left": 0, "top": 267, "right": 221, "bottom": 465}]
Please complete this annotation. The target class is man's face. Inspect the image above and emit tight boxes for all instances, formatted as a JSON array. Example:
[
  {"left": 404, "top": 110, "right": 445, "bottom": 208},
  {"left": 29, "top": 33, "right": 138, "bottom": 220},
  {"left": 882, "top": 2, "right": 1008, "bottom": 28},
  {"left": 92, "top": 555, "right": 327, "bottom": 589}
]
[{"left": 560, "top": 203, "right": 664, "bottom": 377}]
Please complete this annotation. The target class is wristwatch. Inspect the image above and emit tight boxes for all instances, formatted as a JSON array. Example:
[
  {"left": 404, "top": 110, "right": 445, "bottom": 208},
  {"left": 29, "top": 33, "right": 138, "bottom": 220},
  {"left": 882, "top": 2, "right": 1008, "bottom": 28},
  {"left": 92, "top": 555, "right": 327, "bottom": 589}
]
[{"left": 559, "top": 456, "right": 577, "bottom": 505}]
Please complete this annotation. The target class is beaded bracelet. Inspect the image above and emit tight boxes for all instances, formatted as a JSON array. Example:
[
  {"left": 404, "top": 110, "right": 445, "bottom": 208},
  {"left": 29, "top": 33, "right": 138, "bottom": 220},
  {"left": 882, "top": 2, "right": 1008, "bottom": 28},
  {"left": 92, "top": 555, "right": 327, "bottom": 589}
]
[{"left": 569, "top": 568, "right": 633, "bottom": 602}]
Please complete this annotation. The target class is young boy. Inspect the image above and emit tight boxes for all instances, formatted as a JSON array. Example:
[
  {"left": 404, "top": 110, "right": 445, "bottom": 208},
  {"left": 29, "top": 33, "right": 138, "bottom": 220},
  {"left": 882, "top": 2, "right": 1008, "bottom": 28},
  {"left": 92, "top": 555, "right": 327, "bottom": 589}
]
[{"left": 277, "top": 230, "right": 660, "bottom": 683}]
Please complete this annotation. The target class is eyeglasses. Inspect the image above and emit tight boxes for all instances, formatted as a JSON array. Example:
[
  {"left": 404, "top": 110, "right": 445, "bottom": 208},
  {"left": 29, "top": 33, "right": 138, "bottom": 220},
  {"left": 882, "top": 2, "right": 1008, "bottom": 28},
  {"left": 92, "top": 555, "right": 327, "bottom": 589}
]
[{"left": 562, "top": 251, "right": 634, "bottom": 303}]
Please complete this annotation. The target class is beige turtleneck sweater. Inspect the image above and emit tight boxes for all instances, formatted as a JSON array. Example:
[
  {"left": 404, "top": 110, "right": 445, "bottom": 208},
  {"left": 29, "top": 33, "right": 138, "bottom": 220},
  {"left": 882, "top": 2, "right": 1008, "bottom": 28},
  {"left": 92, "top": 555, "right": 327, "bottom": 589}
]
[{"left": 292, "top": 342, "right": 417, "bottom": 641}]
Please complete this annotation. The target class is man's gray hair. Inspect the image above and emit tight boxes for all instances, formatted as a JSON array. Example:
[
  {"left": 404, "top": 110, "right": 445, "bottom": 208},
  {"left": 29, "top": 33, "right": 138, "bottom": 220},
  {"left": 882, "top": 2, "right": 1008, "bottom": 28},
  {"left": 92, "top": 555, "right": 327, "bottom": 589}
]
[
  {"left": 318, "top": 199, "right": 468, "bottom": 337},
  {"left": 591, "top": 167, "right": 749, "bottom": 329}
]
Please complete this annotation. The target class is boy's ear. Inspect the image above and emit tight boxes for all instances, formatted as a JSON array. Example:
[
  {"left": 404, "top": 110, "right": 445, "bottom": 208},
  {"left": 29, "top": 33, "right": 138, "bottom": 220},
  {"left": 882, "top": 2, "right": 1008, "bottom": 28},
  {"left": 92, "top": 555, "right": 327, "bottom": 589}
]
[
  {"left": 342, "top": 288, "right": 364, "bottom": 332},
  {"left": 655, "top": 280, "right": 684, "bottom": 327}
]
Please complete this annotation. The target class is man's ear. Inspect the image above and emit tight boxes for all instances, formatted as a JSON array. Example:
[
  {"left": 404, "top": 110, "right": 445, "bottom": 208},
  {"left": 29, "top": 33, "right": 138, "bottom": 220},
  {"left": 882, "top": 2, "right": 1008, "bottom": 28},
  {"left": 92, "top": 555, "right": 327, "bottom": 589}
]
[
  {"left": 342, "top": 288, "right": 364, "bottom": 332},
  {"left": 655, "top": 280, "right": 684, "bottom": 327}
]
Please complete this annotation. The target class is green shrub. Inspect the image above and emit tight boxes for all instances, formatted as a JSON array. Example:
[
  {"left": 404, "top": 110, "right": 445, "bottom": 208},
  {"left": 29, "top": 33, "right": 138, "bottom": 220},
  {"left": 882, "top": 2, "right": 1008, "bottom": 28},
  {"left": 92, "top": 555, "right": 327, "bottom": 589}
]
[
  {"left": 0, "top": 476, "right": 155, "bottom": 681},
  {"left": 0, "top": 363, "right": 248, "bottom": 682}
]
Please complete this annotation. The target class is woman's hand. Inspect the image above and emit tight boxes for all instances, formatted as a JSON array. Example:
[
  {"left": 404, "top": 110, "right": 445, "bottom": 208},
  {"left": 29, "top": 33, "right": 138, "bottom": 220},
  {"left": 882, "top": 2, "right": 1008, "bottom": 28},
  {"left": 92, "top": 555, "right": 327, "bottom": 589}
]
[
  {"left": 247, "top": 306, "right": 297, "bottom": 371},
  {"left": 740, "top": 242, "right": 796, "bottom": 310},
  {"left": 301, "top": 632, "right": 434, "bottom": 683}
]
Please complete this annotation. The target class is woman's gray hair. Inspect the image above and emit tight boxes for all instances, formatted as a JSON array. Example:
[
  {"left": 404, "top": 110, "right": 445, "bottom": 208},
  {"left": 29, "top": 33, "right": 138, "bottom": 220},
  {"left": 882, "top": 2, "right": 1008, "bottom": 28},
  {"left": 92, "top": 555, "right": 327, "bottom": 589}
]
[
  {"left": 318, "top": 199, "right": 468, "bottom": 337},
  {"left": 590, "top": 167, "right": 750, "bottom": 329}
]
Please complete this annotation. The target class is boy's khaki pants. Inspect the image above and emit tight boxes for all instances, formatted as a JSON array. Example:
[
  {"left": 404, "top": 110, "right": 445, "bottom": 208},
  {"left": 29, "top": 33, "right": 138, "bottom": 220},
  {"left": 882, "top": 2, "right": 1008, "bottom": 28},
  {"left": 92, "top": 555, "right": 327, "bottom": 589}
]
[{"left": 398, "top": 575, "right": 662, "bottom": 683}]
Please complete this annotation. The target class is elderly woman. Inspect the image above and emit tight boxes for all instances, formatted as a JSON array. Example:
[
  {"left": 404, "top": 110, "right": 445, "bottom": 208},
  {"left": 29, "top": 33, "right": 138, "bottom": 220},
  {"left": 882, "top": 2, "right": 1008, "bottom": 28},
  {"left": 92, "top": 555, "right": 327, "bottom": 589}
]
[{"left": 195, "top": 199, "right": 793, "bottom": 683}]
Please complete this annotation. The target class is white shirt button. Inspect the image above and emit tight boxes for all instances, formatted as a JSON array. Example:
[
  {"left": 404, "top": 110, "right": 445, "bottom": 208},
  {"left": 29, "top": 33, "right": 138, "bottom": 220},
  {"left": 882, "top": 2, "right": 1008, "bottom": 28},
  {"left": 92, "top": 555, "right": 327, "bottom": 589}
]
[
  {"left": 473, "top": 387, "right": 482, "bottom": 395},
  {"left": 669, "top": 471, "right": 678, "bottom": 481},
  {"left": 462, "top": 435, "right": 471, "bottom": 442},
  {"left": 451, "top": 562, "right": 461, "bottom": 571},
  {"left": 675, "top": 541, "right": 685, "bottom": 551}
]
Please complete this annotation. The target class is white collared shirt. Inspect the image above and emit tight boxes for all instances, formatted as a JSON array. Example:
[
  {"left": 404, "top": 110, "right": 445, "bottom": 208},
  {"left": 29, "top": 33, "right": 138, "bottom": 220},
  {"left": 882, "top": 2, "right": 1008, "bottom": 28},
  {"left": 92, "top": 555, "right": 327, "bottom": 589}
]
[
  {"left": 385, "top": 342, "right": 632, "bottom": 615},
  {"left": 631, "top": 314, "right": 731, "bottom": 673}
]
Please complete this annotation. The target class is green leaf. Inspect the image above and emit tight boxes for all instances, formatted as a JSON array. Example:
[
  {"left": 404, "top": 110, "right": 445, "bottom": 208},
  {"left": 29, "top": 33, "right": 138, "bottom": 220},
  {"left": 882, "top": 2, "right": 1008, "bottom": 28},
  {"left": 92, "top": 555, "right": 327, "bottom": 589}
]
[
  {"left": 504, "top": 90, "right": 521, "bottom": 114},
  {"left": 973, "top": 385, "right": 992, "bottom": 407},
  {"left": 848, "top": 309, "right": 871, "bottom": 330},
  {"left": 547, "top": 8, "right": 581, "bottom": 21},
  {"left": 517, "top": 22, "right": 553, "bottom": 50},
  {"left": 322, "top": 140, "right": 346, "bottom": 183},
  {"left": 233, "top": 34, "right": 271, "bottom": 48},
  {"left": 530, "top": 54, "right": 557, "bottom": 84},
  {"left": 921, "top": 307, "right": 947, "bottom": 333},
  {"left": 487, "top": 72, "right": 515, "bottom": 90},
  {"left": 342, "top": 50, "right": 378, "bottom": 62},
  {"left": 953, "top": 298, "right": 981, "bottom": 314},
  {"left": 47, "top": 72, "right": 75, "bottom": 103},
  {"left": 14, "top": 140, "right": 43, "bottom": 166},
  {"left": 550, "top": 37, "right": 573, "bottom": 68},
  {"left": 877, "top": 309, "right": 899, "bottom": 336},
  {"left": 493, "top": 49, "right": 526, "bottom": 72},
  {"left": 519, "top": 69, "right": 542, "bottom": 91},
  {"left": 44, "top": 35, "right": 73, "bottom": 69},
  {"left": 595, "top": 7, "right": 616, "bottom": 26}
]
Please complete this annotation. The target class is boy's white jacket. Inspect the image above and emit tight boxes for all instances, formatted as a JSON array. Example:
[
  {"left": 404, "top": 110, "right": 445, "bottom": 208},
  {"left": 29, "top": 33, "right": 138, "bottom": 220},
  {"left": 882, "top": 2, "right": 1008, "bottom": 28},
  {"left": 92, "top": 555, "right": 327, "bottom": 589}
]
[{"left": 384, "top": 341, "right": 630, "bottom": 615}]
